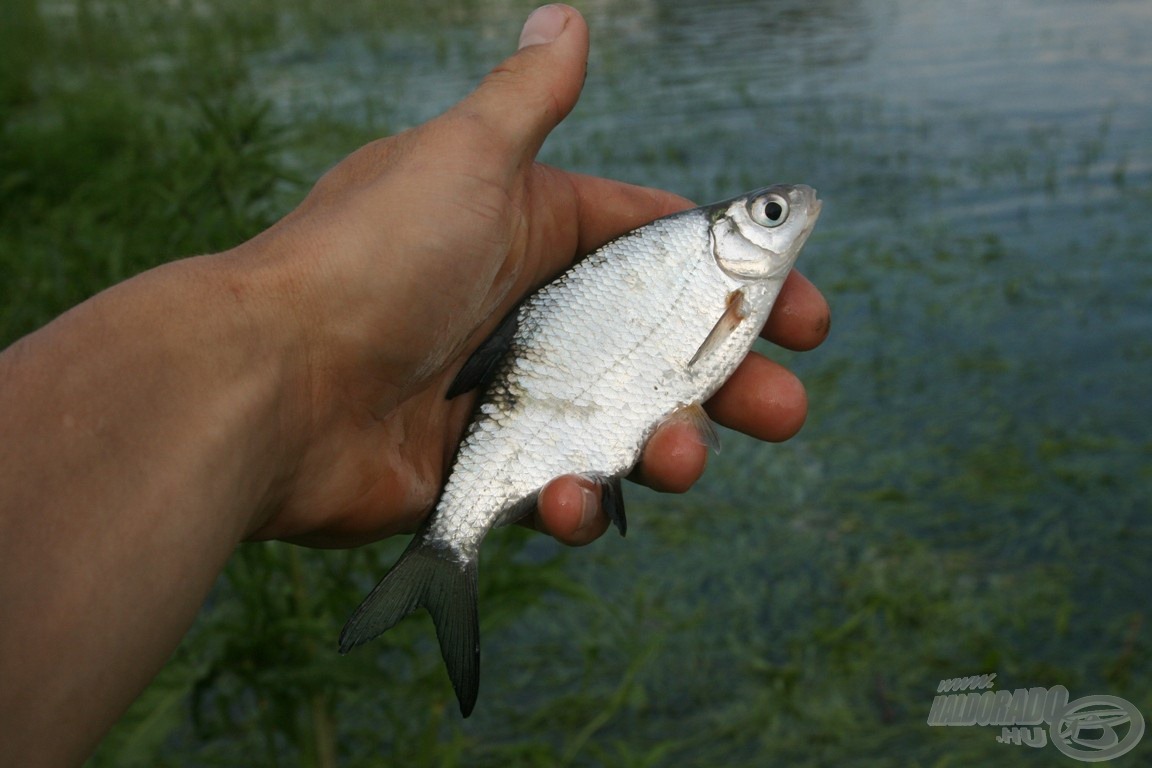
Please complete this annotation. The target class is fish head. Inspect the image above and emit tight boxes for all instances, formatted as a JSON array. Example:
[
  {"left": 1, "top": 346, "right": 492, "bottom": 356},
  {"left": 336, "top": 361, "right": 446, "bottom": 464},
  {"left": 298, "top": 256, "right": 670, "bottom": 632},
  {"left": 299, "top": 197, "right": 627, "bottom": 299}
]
[{"left": 708, "top": 184, "right": 821, "bottom": 281}]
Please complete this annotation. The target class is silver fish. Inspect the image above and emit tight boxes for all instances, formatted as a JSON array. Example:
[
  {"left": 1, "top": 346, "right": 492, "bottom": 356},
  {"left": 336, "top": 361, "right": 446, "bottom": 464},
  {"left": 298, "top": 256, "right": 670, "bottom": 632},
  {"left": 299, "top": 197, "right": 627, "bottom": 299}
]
[{"left": 339, "top": 184, "right": 822, "bottom": 715}]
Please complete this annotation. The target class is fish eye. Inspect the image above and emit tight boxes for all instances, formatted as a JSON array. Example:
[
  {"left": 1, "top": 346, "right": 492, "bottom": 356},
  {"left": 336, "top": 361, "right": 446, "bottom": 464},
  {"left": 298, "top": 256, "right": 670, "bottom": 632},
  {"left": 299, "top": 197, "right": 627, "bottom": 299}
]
[{"left": 749, "top": 194, "right": 790, "bottom": 228}]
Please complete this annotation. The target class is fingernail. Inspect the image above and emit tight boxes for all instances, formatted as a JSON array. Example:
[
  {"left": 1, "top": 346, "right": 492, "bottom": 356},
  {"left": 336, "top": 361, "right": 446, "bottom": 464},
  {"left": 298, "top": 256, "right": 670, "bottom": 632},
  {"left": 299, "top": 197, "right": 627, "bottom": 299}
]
[
  {"left": 518, "top": 4, "right": 568, "bottom": 49},
  {"left": 575, "top": 479, "right": 599, "bottom": 532}
]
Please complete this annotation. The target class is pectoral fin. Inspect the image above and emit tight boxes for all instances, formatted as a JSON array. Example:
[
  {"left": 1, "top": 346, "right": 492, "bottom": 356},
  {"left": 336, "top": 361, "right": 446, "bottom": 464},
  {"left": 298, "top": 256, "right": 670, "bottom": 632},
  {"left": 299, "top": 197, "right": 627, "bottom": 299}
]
[{"left": 688, "top": 289, "right": 748, "bottom": 368}]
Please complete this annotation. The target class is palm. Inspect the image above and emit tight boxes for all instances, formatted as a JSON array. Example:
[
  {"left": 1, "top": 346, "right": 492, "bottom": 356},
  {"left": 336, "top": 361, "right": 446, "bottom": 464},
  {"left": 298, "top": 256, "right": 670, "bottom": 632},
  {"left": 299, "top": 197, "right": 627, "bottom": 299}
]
[{"left": 252, "top": 122, "right": 627, "bottom": 545}]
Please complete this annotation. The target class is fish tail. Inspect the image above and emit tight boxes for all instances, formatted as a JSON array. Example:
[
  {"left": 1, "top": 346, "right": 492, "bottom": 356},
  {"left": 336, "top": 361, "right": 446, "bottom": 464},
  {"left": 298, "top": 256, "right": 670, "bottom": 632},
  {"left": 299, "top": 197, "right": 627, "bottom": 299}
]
[{"left": 338, "top": 533, "right": 480, "bottom": 717}]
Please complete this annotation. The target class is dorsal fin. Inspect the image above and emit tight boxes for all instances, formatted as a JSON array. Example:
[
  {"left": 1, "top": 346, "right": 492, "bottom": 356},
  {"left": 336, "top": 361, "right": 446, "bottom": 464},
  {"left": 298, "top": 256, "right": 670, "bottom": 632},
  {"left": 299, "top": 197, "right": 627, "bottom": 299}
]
[{"left": 446, "top": 308, "right": 520, "bottom": 399}]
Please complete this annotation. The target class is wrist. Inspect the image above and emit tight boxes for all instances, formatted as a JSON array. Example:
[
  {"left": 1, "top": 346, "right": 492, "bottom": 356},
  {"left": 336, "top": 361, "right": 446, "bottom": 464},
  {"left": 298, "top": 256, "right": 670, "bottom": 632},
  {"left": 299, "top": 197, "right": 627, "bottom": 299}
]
[{"left": 189, "top": 245, "right": 323, "bottom": 537}]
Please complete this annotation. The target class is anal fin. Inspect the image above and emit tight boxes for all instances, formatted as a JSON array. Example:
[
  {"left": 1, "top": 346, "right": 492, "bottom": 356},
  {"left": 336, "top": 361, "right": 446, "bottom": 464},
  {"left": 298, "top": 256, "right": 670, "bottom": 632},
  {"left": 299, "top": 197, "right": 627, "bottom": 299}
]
[{"left": 597, "top": 476, "right": 627, "bottom": 537}]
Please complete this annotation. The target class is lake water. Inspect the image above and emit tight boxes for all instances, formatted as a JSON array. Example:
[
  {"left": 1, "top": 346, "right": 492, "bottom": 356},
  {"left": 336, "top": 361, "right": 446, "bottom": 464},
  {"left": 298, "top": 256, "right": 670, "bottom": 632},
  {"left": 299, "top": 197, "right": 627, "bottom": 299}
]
[{"left": 260, "top": 0, "right": 1152, "bottom": 763}]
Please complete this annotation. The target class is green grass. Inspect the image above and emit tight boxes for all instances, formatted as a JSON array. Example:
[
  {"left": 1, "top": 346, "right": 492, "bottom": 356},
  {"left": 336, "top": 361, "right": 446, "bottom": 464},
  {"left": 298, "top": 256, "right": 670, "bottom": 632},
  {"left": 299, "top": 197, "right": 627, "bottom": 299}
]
[{"left": 0, "top": 0, "right": 301, "bottom": 342}]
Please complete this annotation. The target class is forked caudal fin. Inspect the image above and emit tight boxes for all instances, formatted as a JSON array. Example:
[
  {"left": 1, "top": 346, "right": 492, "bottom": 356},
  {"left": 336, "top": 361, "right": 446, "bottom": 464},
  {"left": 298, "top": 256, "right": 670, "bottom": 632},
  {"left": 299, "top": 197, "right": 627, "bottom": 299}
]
[{"left": 338, "top": 534, "right": 480, "bottom": 717}]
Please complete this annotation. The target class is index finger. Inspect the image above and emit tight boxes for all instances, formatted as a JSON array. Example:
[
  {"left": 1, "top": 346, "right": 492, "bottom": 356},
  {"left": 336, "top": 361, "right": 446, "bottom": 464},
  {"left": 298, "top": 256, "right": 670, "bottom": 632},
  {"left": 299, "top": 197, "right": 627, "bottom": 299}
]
[
  {"left": 762, "top": 270, "right": 830, "bottom": 351},
  {"left": 560, "top": 170, "right": 695, "bottom": 254}
]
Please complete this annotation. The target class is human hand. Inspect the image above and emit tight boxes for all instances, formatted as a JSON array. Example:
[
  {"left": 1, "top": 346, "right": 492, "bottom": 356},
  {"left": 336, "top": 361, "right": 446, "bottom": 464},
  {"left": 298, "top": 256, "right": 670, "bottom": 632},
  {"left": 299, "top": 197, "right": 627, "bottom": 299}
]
[{"left": 239, "top": 4, "right": 830, "bottom": 548}]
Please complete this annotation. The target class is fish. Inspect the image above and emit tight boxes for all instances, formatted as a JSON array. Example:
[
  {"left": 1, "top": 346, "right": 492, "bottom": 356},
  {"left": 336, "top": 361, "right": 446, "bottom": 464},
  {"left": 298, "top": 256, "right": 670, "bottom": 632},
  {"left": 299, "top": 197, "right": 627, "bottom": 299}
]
[{"left": 338, "top": 184, "right": 822, "bottom": 716}]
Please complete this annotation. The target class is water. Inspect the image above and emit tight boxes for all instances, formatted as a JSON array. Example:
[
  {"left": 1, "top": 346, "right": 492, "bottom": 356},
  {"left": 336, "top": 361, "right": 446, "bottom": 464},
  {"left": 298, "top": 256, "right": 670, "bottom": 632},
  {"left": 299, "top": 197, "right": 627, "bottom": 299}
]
[{"left": 260, "top": 0, "right": 1152, "bottom": 763}]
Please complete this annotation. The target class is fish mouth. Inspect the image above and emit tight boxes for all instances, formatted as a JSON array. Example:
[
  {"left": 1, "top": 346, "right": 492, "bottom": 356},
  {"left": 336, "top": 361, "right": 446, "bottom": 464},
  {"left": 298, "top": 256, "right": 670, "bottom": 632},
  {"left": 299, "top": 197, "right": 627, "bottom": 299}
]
[
  {"left": 790, "top": 184, "right": 822, "bottom": 251},
  {"left": 793, "top": 184, "right": 823, "bottom": 221},
  {"left": 753, "top": 185, "right": 821, "bottom": 279}
]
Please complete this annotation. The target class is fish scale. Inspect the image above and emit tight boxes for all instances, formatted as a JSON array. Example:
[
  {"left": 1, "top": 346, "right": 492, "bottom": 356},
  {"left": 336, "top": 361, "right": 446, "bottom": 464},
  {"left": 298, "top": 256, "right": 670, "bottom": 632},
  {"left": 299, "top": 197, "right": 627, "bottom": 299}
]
[
  {"left": 339, "top": 184, "right": 822, "bottom": 717},
  {"left": 436, "top": 214, "right": 731, "bottom": 543}
]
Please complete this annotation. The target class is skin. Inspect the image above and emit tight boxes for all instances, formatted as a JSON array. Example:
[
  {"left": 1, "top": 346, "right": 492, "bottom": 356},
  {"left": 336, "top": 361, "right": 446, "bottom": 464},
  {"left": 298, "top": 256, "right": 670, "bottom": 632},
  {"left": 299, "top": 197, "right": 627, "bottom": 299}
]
[{"left": 0, "top": 4, "right": 829, "bottom": 766}]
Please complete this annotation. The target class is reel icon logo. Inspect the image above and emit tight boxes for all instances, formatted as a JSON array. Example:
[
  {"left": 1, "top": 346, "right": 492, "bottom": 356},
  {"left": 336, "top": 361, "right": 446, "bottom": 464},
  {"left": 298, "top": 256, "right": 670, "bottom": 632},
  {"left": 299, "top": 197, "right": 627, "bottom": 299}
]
[
  {"left": 928, "top": 673, "right": 1145, "bottom": 763},
  {"left": 1051, "top": 695, "right": 1145, "bottom": 762}
]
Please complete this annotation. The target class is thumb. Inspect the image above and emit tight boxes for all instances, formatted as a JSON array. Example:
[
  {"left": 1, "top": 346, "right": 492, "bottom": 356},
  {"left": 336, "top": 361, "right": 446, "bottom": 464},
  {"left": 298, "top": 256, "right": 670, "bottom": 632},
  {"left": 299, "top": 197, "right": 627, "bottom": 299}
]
[{"left": 451, "top": 4, "right": 589, "bottom": 162}]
